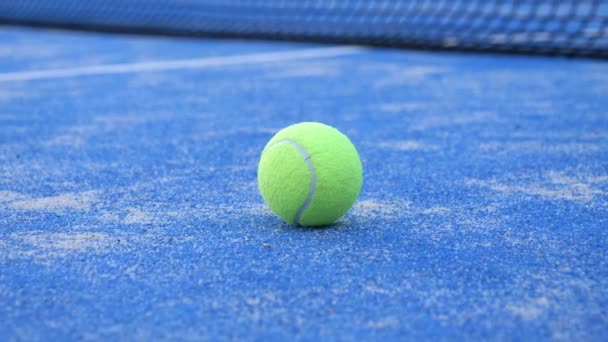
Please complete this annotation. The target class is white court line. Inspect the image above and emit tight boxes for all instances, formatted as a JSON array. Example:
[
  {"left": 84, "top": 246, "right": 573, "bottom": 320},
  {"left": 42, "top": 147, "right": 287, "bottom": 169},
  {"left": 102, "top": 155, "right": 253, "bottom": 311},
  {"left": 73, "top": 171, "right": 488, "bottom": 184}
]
[{"left": 0, "top": 46, "right": 364, "bottom": 82}]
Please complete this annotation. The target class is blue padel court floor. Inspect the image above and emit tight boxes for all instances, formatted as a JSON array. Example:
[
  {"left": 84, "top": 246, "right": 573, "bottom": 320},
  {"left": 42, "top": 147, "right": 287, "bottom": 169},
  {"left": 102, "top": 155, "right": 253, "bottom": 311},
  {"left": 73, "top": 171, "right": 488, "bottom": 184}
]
[{"left": 0, "top": 27, "right": 607, "bottom": 340}]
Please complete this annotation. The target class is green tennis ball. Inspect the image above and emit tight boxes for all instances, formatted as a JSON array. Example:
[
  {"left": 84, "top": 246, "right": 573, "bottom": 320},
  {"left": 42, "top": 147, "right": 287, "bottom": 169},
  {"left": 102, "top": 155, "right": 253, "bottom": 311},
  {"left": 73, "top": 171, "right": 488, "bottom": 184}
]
[{"left": 258, "top": 122, "right": 363, "bottom": 226}]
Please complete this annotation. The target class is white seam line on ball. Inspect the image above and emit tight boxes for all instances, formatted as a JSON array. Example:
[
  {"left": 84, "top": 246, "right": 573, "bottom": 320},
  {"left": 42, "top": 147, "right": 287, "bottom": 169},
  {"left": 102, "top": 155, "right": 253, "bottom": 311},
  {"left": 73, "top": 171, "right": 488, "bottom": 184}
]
[{"left": 266, "top": 139, "right": 317, "bottom": 225}]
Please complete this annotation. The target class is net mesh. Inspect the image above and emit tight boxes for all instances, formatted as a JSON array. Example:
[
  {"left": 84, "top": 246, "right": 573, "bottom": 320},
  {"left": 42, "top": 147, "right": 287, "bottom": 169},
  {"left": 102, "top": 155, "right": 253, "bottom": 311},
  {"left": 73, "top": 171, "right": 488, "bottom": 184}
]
[{"left": 1, "top": 0, "right": 607, "bottom": 58}]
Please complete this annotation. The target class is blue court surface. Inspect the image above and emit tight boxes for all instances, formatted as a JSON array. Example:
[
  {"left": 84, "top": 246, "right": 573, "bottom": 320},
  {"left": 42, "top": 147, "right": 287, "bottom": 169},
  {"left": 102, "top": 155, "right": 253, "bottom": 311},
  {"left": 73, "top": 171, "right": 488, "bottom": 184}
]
[{"left": 0, "top": 25, "right": 607, "bottom": 340}]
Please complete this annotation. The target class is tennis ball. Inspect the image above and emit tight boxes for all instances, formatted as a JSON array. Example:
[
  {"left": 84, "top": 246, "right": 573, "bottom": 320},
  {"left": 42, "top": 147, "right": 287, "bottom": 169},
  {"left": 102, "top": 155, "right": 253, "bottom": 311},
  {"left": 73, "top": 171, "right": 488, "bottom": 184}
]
[{"left": 258, "top": 122, "right": 362, "bottom": 226}]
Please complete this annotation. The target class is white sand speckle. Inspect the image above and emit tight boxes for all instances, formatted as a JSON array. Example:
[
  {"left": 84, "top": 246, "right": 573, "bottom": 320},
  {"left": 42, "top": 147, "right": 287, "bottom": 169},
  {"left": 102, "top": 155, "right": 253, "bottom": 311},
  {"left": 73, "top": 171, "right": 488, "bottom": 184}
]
[
  {"left": 0, "top": 190, "right": 27, "bottom": 202},
  {"left": 374, "top": 66, "right": 445, "bottom": 87},
  {"left": 374, "top": 140, "right": 438, "bottom": 151},
  {"left": 241, "top": 203, "right": 274, "bottom": 217},
  {"left": 412, "top": 111, "right": 497, "bottom": 131},
  {"left": 507, "top": 297, "right": 551, "bottom": 320},
  {"left": 43, "top": 134, "right": 86, "bottom": 147},
  {"left": 9, "top": 231, "right": 117, "bottom": 260},
  {"left": 97, "top": 211, "right": 122, "bottom": 223},
  {"left": 378, "top": 102, "right": 427, "bottom": 113},
  {"left": 353, "top": 199, "right": 406, "bottom": 220},
  {"left": 123, "top": 207, "right": 155, "bottom": 225},
  {"left": 353, "top": 199, "right": 452, "bottom": 220},
  {"left": 466, "top": 172, "right": 606, "bottom": 202},
  {"left": 479, "top": 141, "right": 600, "bottom": 154},
  {"left": 364, "top": 284, "right": 395, "bottom": 296},
  {"left": 10, "top": 190, "right": 99, "bottom": 211},
  {"left": 421, "top": 206, "right": 451, "bottom": 215},
  {"left": 367, "top": 316, "right": 400, "bottom": 329}
]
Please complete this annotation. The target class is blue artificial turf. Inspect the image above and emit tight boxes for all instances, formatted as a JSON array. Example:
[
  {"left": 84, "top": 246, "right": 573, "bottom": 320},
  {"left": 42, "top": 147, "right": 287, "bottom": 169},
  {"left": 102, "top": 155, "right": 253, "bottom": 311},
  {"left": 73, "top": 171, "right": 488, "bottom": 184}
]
[{"left": 0, "top": 26, "right": 607, "bottom": 340}]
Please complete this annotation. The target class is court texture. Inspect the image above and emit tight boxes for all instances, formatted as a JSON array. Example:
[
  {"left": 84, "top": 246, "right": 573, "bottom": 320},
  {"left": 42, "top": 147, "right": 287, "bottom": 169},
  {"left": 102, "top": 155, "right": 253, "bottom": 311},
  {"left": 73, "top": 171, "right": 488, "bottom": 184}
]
[{"left": 0, "top": 1, "right": 607, "bottom": 340}]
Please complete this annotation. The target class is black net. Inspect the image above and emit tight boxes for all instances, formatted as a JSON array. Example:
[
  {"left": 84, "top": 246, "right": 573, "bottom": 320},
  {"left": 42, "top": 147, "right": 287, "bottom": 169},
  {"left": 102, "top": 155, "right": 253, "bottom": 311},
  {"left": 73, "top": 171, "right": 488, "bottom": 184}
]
[{"left": 1, "top": 0, "right": 607, "bottom": 58}]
